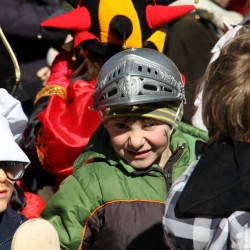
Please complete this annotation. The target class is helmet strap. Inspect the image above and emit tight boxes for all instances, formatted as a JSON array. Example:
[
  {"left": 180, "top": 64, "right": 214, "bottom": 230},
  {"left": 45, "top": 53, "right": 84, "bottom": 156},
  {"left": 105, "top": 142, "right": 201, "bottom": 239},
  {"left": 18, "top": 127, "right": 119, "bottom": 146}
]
[{"left": 170, "top": 102, "right": 183, "bottom": 135}]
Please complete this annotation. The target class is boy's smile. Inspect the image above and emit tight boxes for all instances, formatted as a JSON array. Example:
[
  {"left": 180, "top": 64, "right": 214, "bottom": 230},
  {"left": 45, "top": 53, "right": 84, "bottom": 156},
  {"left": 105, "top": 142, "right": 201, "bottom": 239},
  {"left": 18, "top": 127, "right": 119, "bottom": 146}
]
[{"left": 127, "top": 149, "right": 151, "bottom": 159}]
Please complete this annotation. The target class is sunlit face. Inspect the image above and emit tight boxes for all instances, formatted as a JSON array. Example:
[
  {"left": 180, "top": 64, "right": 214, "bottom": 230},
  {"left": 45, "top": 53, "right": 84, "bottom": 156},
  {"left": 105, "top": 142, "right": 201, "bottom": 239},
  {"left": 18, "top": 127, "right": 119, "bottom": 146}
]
[
  {"left": 0, "top": 169, "right": 14, "bottom": 212},
  {"left": 105, "top": 117, "right": 172, "bottom": 169}
]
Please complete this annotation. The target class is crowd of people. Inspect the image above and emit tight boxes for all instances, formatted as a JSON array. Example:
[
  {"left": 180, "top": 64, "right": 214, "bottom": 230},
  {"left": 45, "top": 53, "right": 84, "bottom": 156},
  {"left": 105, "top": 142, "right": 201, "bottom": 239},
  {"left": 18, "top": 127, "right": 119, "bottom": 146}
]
[{"left": 0, "top": 0, "right": 250, "bottom": 249}]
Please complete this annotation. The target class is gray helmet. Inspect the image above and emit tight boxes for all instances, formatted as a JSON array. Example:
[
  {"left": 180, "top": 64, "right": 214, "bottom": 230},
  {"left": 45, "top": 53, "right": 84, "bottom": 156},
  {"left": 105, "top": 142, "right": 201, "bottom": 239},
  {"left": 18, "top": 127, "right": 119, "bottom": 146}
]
[{"left": 93, "top": 48, "right": 185, "bottom": 109}]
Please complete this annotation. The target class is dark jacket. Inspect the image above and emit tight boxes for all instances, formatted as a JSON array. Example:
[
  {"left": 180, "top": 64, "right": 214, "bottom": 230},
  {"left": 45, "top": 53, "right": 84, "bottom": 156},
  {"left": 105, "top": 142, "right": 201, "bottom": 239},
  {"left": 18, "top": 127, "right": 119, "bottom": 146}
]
[
  {"left": 163, "top": 141, "right": 250, "bottom": 249},
  {"left": 0, "top": 206, "right": 27, "bottom": 249}
]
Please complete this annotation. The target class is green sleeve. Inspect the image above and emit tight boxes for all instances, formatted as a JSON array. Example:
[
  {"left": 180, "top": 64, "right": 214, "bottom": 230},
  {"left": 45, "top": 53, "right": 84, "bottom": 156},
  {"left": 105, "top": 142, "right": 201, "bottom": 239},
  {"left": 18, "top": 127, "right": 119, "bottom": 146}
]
[{"left": 41, "top": 175, "right": 96, "bottom": 250}]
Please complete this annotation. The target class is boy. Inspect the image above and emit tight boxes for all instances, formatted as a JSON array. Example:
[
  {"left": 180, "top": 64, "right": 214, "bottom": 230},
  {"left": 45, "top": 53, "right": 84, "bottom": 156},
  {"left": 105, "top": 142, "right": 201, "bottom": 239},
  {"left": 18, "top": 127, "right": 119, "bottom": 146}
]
[{"left": 41, "top": 48, "right": 207, "bottom": 249}]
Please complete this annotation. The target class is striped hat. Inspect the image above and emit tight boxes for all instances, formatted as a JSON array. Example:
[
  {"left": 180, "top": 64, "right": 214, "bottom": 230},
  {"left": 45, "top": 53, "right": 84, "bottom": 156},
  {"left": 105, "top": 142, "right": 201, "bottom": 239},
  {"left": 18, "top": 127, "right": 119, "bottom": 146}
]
[{"left": 102, "top": 102, "right": 183, "bottom": 128}]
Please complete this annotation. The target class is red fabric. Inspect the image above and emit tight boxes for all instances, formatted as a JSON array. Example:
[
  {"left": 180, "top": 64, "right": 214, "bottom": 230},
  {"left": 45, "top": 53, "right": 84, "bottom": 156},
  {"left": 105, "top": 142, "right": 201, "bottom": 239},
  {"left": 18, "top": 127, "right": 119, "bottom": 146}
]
[
  {"left": 146, "top": 5, "right": 195, "bottom": 29},
  {"left": 38, "top": 78, "right": 102, "bottom": 183},
  {"left": 22, "top": 192, "right": 46, "bottom": 219},
  {"left": 40, "top": 6, "right": 98, "bottom": 48},
  {"left": 74, "top": 31, "right": 100, "bottom": 47},
  {"left": 46, "top": 51, "right": 78, "bottom": 88},
  {"left": 180, "top": 73, "right": 186, "bottom": 86},
  {"left": 41, "top": 6, "right": 91, "bottom": 31},
  {"left": 227, "top": 0, "right": 249, "bottom": 16}
]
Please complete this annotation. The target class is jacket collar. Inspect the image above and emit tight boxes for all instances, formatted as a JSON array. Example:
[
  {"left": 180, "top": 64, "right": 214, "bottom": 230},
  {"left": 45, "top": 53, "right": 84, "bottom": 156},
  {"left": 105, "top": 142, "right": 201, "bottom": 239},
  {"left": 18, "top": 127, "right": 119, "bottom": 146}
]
[{"left": 178, "top": 141, "right": 250, "bottom": 216}]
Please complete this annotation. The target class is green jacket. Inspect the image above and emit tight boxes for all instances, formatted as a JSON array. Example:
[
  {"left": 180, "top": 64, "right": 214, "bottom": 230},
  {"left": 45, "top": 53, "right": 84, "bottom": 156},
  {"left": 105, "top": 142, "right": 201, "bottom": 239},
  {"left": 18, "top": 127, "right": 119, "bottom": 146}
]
[{"left": 41, "top": 122, "right": 207, "bottom": 250}]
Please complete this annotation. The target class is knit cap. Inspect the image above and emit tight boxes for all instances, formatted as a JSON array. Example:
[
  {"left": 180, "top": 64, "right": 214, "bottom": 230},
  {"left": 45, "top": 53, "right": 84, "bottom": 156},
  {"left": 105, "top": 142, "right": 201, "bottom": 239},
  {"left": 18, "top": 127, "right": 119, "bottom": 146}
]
[{"left": 102, "top": 102, "right": 183, "bottom": 128}]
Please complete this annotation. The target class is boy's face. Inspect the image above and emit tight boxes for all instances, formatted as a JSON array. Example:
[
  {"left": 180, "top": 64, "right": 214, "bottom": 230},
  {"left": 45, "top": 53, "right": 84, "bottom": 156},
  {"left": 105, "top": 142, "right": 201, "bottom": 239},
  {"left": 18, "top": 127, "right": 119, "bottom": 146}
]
[
  {"left": 105, "top": 116, "right": 172, "bottom": 169},
  {"left": 0, "top": 168, "right": 14, "bottom": 212}
]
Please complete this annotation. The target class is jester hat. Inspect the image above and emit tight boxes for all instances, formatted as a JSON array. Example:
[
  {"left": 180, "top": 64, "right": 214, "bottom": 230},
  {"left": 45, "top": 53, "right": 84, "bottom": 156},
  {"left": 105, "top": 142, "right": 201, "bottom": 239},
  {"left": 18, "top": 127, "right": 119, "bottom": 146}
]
[{"left": 40, "top": 0, "right": 195, "bottom": 57}]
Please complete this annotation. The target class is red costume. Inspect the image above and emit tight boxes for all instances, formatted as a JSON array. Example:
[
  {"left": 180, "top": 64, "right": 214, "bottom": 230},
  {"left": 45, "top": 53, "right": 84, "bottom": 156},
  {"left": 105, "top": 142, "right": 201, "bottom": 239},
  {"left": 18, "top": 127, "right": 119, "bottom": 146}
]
[{"left": 37, "top": 77, "right": 101, "bottom": 186}]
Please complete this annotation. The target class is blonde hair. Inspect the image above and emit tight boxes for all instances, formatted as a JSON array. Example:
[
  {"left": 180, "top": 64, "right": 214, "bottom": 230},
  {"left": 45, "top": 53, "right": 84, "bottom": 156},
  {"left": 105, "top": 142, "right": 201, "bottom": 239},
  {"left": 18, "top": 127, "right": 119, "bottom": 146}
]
[{"left": 202, "top": 34, "right": 250, "bottom": 144}]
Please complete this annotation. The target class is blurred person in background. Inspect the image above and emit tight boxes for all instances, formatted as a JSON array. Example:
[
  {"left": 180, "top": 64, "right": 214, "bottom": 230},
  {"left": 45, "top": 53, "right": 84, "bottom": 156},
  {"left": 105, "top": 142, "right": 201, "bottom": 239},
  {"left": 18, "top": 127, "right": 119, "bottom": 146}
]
[
  {"left": 0, "top": 0, "right": 67, "bottom": 117},
  {"left": 168, "top": 0, "right": 247, "bottom": 123}
]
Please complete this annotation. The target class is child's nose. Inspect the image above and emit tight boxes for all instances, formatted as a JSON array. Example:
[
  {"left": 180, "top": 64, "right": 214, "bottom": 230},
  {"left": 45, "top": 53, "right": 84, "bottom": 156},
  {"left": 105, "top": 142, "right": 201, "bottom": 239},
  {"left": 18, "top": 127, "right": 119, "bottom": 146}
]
[
  {"left": 128, "top": 130, "right": 145, "bottom": 149},
  {"left": 0, "top": 169, "right": 7, "bottom": 183}
]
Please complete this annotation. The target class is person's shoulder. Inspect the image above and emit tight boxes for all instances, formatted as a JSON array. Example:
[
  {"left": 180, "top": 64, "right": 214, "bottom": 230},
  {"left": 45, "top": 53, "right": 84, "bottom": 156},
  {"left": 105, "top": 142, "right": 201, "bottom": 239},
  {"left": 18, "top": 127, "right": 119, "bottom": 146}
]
[
  {"left": 5, "top": 206, "right": 27, "bottom": 222},
  {"left": 176, "top": 121, "right": 208, "bottom": 142},
  {"left": 0, "top": 207, "right": 27, "bottom": 237}
]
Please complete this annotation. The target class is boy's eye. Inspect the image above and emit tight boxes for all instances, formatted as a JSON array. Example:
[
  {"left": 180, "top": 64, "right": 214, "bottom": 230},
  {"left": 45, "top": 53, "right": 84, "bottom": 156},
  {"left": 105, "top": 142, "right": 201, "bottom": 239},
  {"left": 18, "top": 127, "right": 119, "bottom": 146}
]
[
  {"left": 114, "top": 123, "right": 127, "bottom": 129},
  {"left": 144, "top": 122, "right": 158, "bottom": 127},
  {"left": 143, "top": 119, "right": 163, "bottom": 127}
]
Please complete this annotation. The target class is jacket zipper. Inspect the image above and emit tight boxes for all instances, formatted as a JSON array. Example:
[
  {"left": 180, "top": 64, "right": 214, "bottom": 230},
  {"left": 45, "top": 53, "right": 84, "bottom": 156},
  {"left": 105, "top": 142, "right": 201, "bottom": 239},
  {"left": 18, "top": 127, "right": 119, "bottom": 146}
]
[
  {"left": 163, "top": 144, "right": 185, "bottom": 193},
  {"left": 131, "top": 144, "right": 185, "bottom": 194}
]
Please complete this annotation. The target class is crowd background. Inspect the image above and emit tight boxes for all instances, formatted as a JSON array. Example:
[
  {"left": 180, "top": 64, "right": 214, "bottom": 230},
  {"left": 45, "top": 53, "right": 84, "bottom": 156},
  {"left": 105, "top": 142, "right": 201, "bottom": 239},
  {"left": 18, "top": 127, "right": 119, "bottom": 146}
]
[{"left": 0, "top": 0, "right": 249, "bottom": 249}]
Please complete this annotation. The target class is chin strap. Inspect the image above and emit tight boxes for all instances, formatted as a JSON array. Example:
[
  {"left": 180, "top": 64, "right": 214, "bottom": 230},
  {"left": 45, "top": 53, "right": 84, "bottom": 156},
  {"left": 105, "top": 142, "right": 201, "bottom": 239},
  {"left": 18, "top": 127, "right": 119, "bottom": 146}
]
[{"left": 170, "top": 101, "right": 183, "bottom": 135}]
